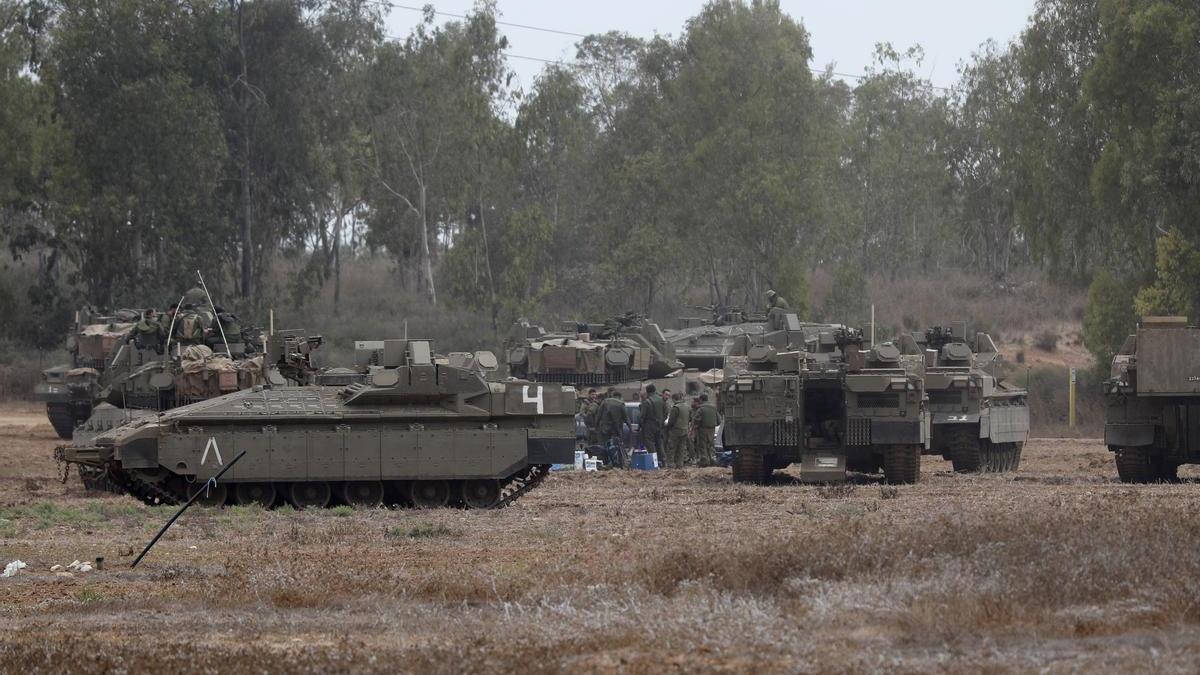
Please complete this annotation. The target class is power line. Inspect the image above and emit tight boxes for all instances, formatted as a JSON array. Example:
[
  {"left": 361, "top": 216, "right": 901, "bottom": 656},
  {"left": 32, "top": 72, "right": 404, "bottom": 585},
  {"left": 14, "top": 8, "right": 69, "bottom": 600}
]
[
  {"left": 378, "top": 1, "right": 952, "bottom": 92},
  {"left": 370, "top": 0, "right": 588, "bottom": 39}
]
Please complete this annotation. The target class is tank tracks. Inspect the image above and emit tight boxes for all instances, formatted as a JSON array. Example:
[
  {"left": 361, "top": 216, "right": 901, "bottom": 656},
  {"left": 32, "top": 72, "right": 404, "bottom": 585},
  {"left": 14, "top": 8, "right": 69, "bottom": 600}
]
[
  {"left": 494, "top": 465, "right": 550, "bottom": 509},
  {"left": 948, "top": 426, "right": 1022, "bottom": 473},
  {"left": 107, "top": 465, "right": 552, "bottom": 510},
  {"left": 78, "top": 466, "right": 123, "bottom": 495}
]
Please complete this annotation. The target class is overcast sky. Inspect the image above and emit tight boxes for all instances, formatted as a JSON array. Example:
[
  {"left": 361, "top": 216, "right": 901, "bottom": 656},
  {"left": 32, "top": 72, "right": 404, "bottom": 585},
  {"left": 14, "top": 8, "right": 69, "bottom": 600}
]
[{"left": 383, "top": 1, "right": 1038, "bottom": 91}]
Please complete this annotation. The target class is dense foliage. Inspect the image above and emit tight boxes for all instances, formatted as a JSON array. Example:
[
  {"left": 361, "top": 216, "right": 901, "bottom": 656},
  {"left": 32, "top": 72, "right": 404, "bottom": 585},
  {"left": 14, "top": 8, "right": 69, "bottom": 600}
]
[{"left": 1, "top": 0, "right": 1197, "bottom": 361}]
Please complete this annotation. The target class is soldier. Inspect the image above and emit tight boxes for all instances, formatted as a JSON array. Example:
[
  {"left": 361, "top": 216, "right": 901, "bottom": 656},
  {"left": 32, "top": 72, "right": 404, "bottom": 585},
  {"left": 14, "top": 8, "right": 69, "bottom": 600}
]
[
  {"left": 130, "top": 308, "right": 165, "bottom": 353},
  {"left": 694, "top": 393, "right": 720, "bottom": 467},
  {"left": 664, "top": 392, "right": 691, "bottom": 469},
  {"left": 208, "top": 307, "right": 243, "bottom": 354},
  {"left": 638, "top": 383, "right": 664, "bottom": 462},
  {"left": 597, "top": 390, "right": 629, "bottom": 468},
  {"left": 765, "top": 289, "right": 790, "bottom": 311},
  {"left": 687, "top": 397, "right": 703, "bottom": 466},
  {"left": 579, "top": 388, "right": 601, "bottom": 447},
  {"left": 172, "top": 303, "right": 207, "bottom": 345},
  {"left": 659, "top": 388, "right": 673, "bottom": 454}
]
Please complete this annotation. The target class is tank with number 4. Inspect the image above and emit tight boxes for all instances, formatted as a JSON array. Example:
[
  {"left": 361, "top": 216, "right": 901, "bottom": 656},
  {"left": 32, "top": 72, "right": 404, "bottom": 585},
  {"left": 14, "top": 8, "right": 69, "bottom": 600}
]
[{"left": 55, "top": 338, "right": 576, "bottom": 509}]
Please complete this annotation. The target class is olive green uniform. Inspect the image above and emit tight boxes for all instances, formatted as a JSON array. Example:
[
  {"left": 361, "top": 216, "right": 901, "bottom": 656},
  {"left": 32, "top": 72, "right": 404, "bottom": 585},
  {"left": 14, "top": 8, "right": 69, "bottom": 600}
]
[
  {"left": 768, "top": 295, "right": 790, "bottom": 311},
  {"left": 638, "top": 393, "right": 664, "bottom": 456},
  {"left": 597, "top": 397, "right": 629, "bottom": 467},
  {"left": 665, "top": 400, "right": 691, "bottom": 469},
  {"left": 132, "top": 317, "right": 164, "bottom": 352},
  {"left": 579, "top": 398, "right": 601, "bottom": 446},
  {"left": 694, "top": 401, "right": 720, "bottom": 466}
]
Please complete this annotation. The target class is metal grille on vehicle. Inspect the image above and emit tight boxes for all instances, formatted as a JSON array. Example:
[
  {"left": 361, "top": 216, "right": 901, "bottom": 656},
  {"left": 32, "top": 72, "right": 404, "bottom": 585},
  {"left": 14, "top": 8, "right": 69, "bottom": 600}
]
[
  {"left": 928, "top": 390, "right": 962, "bottom": 406},
  {"left": 855, "top": 393, "right": 899, "bottom": 409},
  {"left": 846, "top": 417, "right": 871, "bottom": 446},
  {"left": 773, "top": 419, "right": 799, "bottom": 446}
]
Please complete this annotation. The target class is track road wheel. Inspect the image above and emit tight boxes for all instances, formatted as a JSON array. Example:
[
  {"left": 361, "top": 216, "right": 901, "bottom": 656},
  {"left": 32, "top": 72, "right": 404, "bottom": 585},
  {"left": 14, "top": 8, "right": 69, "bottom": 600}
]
[
  {"left": 1114, "top": 447, "right": 1157, "bottom": 484},
  {"left": 342, "top": 481, "right": 384, "bottom": 508},
  {"left": 289, "top": 481, "right": 332, "bottom": 509},
  {"left": 187, "top": 481, "right": 228, "bottom": 507},
  {"left": 234, "top": 482, "right": 277, "bottom": 508},
  {"left": 461, "top": 479, "right": 502, "bottom": 509},
  {"left": 409, "top": 480, "right": 450, "bottom": 509},
  {"left": 947, "top": 427, "right": 984, "bottom": 473},
  {"left": 883, "top": 445, "right": 920, "bottom": 485},
  {"left": 731, "top": 448, "right": 770, "bottom": 485}
]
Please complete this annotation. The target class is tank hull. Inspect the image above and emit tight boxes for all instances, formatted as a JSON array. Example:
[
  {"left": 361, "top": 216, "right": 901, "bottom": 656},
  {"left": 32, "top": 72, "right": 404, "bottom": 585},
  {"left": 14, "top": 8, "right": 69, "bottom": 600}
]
[{"left": 57, "top": 377, "right": 576, "bottom": 508}]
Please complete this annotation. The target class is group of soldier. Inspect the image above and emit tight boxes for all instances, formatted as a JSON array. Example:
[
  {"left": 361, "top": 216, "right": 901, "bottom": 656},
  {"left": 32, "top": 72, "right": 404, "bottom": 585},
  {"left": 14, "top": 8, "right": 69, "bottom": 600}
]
[
  {"left": 578, "top": 384, "right": 721, "bottom": 470},
  {"left": 127, "top": 287, "right": 245, "bottom": 355}
]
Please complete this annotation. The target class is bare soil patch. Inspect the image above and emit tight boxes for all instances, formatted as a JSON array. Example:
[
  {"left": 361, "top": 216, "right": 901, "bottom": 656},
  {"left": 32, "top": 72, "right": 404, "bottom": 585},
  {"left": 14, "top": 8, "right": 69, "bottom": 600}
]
[{"left": 1, "top": 404, "right": 1198, "bottom": 673}]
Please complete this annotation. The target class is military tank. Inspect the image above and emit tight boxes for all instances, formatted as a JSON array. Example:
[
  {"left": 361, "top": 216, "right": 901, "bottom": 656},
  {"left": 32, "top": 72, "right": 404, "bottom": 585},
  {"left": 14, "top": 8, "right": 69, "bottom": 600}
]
[
  {"left": 34, "top": 306, "right": 144, "bottom": 439},
  {"left": 55, "top": 338, "right": 575, "bottom": 509},
  {"left": 506, "top": 314, "right": 683, "bottom": 386},
  {"left": 916, "top": 324, "right": 1029, "bottom": 473},
  {"left": 1105, "top": 317, "right": 1200, "bottom": 482},
  {"left": 721, "top": 326, "right": 928, "bottom": 485},
  {"left": 666, "top": 305, "right": 845, "bottom": 370}
]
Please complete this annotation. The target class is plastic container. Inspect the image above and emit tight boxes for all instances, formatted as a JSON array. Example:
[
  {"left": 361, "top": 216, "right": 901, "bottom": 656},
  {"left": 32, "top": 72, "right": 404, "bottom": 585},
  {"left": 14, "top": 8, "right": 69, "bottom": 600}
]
[
  {"left": 584, "top": 458, "right": 600, "bottom": 472},
  {"left": 630, "top": 451, "right": 658, "bottom": 471},
  {"left": 574, "top": 450, "right": 587, "bottom": 471}
]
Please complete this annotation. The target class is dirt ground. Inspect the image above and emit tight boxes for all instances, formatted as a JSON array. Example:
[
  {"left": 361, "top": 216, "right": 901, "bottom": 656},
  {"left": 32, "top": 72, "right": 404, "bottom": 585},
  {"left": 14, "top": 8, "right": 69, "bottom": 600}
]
[{"left": 3, "top": 403, "right": 1200, "bottom": 673}]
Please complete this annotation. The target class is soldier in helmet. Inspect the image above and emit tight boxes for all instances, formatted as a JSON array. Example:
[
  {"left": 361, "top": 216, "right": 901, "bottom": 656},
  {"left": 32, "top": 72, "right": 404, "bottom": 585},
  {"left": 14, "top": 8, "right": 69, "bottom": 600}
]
[{"left": 765, "top": 289, "right": 790, "bottom": 311}]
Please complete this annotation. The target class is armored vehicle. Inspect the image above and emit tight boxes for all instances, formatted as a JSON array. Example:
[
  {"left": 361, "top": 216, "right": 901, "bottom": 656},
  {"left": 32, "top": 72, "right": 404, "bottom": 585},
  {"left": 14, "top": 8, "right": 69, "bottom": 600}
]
[
  {"left": 665, "top": 305, "right": 833, "bottom": 370},
  {"left": 917, "top": 324, "right": 1029, "bottom": 472},
  {"left": 56, "top": 339, "right": 575, "bottom": 509},
  {"left": 1105, "top": 317, "right": 1200, "bottom": 482},
  {"left": 35, "top": 307, "right": 144, "bottom": 438},
  {"left": 721, "top": 327, "right": 927, "bottom": 485},
  {"left": 506, "top": 315, "right": 683, "bottom": 386}
]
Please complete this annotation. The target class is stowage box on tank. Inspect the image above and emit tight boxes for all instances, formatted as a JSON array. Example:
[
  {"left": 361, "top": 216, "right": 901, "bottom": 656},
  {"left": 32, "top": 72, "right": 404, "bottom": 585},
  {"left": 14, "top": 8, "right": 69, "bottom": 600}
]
[{"left": 56, "top": 339, "right": 576, "bottom": 509}]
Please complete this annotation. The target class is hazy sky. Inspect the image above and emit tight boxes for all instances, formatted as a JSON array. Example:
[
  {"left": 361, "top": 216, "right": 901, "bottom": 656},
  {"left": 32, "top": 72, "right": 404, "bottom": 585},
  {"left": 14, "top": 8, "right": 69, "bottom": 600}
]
[{"left": 383, "top": 1, "right": 1038, "bottom": 91}]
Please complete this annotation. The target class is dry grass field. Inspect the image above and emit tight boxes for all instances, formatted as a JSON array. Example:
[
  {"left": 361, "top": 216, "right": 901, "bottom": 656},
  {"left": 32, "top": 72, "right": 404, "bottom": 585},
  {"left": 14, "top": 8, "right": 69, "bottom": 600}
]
[{"left": 3, "top": 402, "right": 1200, "bottom": 673}]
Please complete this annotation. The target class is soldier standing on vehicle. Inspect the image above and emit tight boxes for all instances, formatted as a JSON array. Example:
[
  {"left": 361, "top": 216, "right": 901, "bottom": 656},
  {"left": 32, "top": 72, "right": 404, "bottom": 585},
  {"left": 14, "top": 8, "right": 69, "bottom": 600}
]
[
  {"left": 665, "top": 392, "right": 691, "bottom": 469},
  {"left": 597, "top": 390, "right": 629, "bottom": 468},
  {"left": 765, "top": 289, "right": 789, "bottom": 311},
  {"left": 694, "top": 393, "right": 720, "bottom": 467},
  {"left": 130, "top": 308, "right": 165, "bottom": 353},
  {"left": 639, "top": 384, "right": 664, "bottom": 462}
]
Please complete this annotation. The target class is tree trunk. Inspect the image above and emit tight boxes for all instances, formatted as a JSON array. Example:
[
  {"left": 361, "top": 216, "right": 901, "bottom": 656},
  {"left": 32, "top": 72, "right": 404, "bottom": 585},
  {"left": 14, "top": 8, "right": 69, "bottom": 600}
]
[
  {"left": 419, "top": 183, "right": 436, "bottom": 305},
  {"left": 236, "top": 0, "right": 254, "bottom": 304},
  {"left": 333, "top": 209, "right": 343, "bottom": 316}
]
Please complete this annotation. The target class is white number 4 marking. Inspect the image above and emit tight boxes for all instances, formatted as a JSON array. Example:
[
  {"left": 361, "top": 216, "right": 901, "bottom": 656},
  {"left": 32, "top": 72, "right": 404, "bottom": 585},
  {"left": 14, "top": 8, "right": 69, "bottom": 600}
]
[{"left": 522, "top": 385, "right": 544, "bottom": 414}]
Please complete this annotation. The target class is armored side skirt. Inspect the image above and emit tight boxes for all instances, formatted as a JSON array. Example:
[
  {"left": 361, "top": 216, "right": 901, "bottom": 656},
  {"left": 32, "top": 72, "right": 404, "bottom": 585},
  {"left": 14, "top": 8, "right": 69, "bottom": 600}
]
[{"left": 90, "top": 421, "right": 575, "bottom": 483}]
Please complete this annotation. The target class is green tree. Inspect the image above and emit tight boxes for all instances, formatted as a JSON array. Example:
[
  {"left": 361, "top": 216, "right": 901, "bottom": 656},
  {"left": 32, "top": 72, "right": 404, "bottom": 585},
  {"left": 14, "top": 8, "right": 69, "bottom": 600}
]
[
  {"left": 1133, "top": 229, "right": 1200, "bottom": 319},
  {"left": 1083, "top": 270, "right": 1135, "bottom": 371}
]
